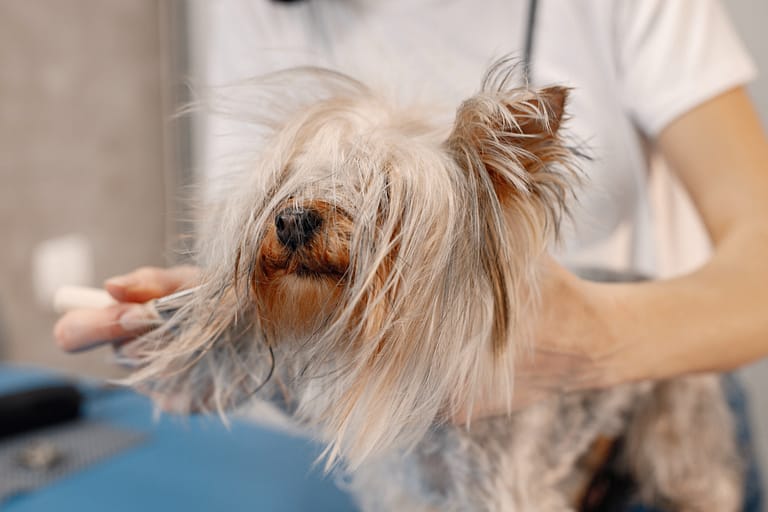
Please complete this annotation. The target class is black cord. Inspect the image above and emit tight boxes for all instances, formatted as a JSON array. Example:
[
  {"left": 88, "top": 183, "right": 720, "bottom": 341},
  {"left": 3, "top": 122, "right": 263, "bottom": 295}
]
[{"left": 523, "top": 0, "right": 539, "bottom": 82}]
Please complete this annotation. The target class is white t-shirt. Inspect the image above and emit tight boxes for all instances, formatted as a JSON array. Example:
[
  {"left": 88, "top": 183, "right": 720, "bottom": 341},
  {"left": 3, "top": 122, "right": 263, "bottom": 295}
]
[{"left": 197, "top": 0, "right": 756, "bottom": 275}]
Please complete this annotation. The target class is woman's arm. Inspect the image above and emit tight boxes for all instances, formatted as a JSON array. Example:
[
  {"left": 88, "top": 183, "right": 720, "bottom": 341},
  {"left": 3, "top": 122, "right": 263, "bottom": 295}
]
[
  {"left": 457, "top": 86, "right": 768, "bottom": 420},
  {"left": 592, "top": 86, "right": 768, "bottom": 385}
]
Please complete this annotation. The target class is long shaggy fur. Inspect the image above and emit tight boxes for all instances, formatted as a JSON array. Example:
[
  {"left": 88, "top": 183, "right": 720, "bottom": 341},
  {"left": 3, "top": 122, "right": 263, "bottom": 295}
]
[{"left": 122, "top": 60, "right": 743, "bottom": 510}]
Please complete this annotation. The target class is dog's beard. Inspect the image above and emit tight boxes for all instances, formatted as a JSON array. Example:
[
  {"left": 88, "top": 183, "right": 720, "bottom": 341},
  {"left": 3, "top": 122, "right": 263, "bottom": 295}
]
[{"left": 122, "top": 59, "right": 580, "bottom": 470}]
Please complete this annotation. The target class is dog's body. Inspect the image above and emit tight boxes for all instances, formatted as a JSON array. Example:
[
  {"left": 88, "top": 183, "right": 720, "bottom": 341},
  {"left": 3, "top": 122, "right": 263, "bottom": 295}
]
[
  {"left": 127, "top": 61, "right": 744, "bottom": 510},
  {"left": 348, "top": 376, "right": 740, "bottom": 511}
]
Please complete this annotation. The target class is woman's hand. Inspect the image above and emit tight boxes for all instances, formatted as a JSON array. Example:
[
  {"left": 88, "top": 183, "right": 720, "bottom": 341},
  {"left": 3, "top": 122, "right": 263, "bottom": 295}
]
[
  {"left": 53, "top": 265, "right": 200, "bottom": 353},
  {"left": 514, "top": 259, "right": 624, "bottom": 394},
  {"left": 455, "top": 258, "right": 626, "bottom": 421}
]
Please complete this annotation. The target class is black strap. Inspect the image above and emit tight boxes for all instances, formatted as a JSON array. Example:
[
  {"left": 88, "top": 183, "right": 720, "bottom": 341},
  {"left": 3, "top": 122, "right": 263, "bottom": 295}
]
[{"left": 523, "top": 0, "right": 538, "bottom": 81}]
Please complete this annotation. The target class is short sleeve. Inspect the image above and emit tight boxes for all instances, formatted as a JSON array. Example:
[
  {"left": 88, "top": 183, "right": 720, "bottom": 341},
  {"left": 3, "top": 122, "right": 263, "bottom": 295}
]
[{"left": 615, "top": 0, "right": 757, "bottom": 136}]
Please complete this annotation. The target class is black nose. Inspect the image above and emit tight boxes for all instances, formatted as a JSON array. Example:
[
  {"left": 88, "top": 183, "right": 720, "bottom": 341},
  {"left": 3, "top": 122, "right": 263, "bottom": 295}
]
[{"left": 274, "top": 207, "right": 322, "bottom": 250}]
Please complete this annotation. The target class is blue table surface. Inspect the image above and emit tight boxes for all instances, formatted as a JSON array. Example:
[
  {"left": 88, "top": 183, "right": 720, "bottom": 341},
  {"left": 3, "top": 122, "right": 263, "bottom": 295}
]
[{"left": 0, "top": 365, "right": 358, "bottom": 512}]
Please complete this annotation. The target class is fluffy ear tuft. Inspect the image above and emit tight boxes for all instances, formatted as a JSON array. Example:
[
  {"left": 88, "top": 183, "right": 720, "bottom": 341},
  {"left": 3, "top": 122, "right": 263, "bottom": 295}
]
[
  {"left": 447, "top": 85, "right": 571, "bottom": 188},
  {"left": 446, "top": 81, "right": 579, "bottom": 239},
  {"left": 515, "top": 85, "right": 568, "bottom": 135}
]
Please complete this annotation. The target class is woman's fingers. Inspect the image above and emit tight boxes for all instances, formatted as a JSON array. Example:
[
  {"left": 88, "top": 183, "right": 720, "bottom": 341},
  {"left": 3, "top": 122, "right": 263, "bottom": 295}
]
[
  {"left": 104, "top": 265, "right": 201, "bottom": 303},
  {"left": 53, "top": 302, "right": 159, "bottom": 353},
  {"left": 54, "top": 265, "right": 201, "bottom": 355}
]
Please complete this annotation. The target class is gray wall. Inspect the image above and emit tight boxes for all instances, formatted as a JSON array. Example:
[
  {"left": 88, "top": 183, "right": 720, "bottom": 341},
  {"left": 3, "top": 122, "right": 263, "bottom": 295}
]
[
  {"left": 731, "top": 1, "right": 768, "bottom": 118},
  {"left": 0, "top": 1, "right": 168, "bottom": 378},
  {"left": 727, "top": 2, "right": 768, "bottom": 504}
]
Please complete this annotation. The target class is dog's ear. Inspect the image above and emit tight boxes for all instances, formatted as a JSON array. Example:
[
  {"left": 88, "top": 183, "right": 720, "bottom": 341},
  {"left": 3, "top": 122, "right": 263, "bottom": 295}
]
[
  {"left": 445, "top": 85, "right": 577, "bottom": 358},
  {"left": 446, "top": 85, "right": 572, "bottom": 203}
]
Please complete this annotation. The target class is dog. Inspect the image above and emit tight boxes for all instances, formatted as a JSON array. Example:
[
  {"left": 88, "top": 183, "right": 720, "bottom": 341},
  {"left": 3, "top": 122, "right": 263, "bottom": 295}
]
[{"left": 124, "top": 60, "right": 744, "bottom": 511}]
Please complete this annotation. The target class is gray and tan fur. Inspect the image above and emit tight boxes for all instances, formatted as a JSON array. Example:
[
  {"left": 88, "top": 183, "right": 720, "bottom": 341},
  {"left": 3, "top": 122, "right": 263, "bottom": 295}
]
[{"left": 123, "top": 60, "right": 743, "bottom": 510}]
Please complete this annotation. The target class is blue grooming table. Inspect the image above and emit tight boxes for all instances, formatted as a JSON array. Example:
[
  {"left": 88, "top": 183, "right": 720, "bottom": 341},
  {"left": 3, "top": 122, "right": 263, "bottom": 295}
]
[{"left": 0, "top": 365, "right": 358, "bottom": 512}]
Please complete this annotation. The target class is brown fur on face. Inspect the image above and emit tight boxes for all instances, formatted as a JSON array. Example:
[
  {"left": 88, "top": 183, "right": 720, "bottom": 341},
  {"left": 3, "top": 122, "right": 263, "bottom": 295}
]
[
  {"left": 250, "top": 199, "right": 353, "bottom": 339},
  {"left": 257, "top": 199, "right": 353, "bottom": 281}
]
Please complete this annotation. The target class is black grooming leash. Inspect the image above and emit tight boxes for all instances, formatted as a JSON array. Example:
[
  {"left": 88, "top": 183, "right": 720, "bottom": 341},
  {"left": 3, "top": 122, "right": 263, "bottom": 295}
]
[{"left": 523, "top": 0, "right": 538, "bottom": 81}]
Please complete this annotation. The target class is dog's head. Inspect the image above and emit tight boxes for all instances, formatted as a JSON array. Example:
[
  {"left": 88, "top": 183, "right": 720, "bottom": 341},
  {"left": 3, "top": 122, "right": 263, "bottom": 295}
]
[{"left": 126, "top": 60, "right": 578, "bottom": 468}]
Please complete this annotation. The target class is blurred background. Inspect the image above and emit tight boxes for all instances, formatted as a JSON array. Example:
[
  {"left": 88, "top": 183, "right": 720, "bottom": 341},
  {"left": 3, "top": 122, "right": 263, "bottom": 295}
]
[
  {"left": 1, "top": 0, "right": 767, "bottom": 500},
  {"left": 0, "top": 1, "right": 193, "bottom": 378}
]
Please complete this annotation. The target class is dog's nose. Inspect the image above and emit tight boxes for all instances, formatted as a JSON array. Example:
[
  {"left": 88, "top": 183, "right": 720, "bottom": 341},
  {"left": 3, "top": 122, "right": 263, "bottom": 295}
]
[{"left": 274, "top": 207, "right": 322, "bottom": 250}]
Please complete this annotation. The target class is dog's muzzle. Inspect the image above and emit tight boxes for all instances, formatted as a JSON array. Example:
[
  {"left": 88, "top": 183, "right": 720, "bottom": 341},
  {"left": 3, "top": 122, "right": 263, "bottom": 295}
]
[{"left": 274, "top": 207, "right": 322, "bottom": 251}]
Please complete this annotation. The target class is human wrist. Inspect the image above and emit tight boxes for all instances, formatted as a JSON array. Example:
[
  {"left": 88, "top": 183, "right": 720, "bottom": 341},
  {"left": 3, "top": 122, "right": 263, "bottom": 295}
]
[
  {"left": 586, "top": 279, "right": 714, "bottom": 387},
  {"left": 580, "top": 280, "right": 654, "bottom": 388}
]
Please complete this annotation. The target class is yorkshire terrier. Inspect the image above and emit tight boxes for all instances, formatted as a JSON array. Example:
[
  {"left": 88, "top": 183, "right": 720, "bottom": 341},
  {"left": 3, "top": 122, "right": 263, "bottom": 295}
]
[{"left": 125, "top": 60, "right": 744, "bottom": 511}]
